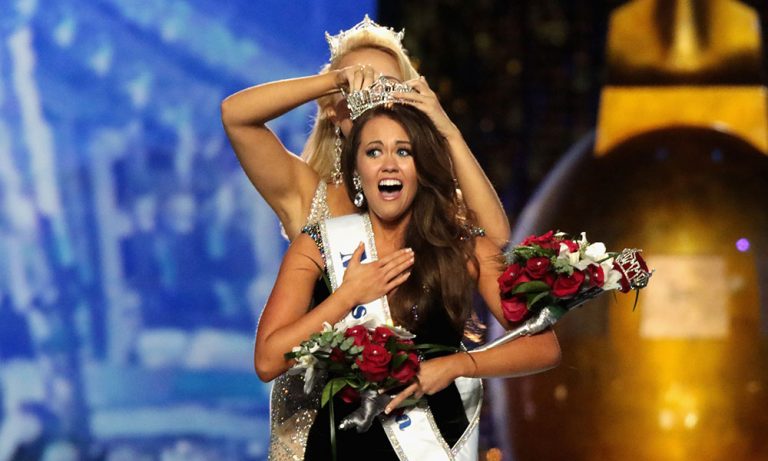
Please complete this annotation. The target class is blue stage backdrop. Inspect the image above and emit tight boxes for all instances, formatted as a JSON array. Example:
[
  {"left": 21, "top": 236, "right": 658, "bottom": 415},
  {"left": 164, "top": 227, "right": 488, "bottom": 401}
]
[{"left": 0, "top": 1, "right": 374, "bottom": 459}]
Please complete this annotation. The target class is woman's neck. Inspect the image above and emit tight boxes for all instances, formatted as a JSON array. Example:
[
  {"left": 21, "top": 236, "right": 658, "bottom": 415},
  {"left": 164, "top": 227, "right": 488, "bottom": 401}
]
[{"left": 368, "top": 211, "right": 411, "bottom": 255}]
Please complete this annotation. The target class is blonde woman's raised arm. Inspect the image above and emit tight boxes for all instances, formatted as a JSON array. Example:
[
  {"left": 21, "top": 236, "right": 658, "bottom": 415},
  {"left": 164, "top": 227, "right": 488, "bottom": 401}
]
[{"left": 221, "top": 73, "right": 340, "bottom": 239}]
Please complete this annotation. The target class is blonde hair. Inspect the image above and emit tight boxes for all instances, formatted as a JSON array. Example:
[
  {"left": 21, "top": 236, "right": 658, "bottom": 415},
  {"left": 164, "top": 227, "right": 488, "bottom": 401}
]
[{"left": 302, "top": 27, "right": 420, "bottom": 181}]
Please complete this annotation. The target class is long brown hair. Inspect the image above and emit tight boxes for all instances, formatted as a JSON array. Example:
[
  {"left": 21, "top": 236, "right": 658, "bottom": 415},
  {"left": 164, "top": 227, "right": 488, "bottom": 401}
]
[{"left": 342, "top": 105, "right": 478, "bottom": 333}]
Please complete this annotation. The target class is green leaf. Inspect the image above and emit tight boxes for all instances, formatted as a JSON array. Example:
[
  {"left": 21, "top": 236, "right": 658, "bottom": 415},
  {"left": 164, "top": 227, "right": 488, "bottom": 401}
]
[
  {"left": 321, "top": 377, "right": 349, "bottom": 407},
  {"left": 391, "top": 353, "right": 408, "bottom": 369},
  {"left": 321, "top": 331, "right": 334, "bottom": 344},
  {"left": 339, "top": 336, "right": 355, "bottom": 351},
  {"left": 527, "top": 291, "right": 551, "bottom": 309},
  {"left": 511, "top": 280, "right": 551, "bottom": 295},
  {"left": 349, "top": 345, "right": 364, "bottom": 355}
]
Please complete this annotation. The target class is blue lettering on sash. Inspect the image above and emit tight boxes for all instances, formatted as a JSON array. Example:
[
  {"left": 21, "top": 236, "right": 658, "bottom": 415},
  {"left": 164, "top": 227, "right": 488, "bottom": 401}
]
[
  {"left": 351, "top": 305, "right": 367, "bottom": 319},
  {"left": 396, "top": 414, "right": 411, "bottom": 430},
  {"left": 340, "top": 249, "right": 367, "bottom": 268}
]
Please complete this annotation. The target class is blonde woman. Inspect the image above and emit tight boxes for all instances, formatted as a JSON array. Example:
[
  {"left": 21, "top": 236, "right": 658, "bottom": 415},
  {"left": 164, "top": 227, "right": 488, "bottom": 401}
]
[{"left": 221, "top": 16, "right": 509, "bottom": 245}]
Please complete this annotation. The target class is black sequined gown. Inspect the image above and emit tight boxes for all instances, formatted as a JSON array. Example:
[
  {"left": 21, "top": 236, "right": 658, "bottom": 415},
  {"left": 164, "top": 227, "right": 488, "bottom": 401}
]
[{"left": 301, "top": 258, "right": 469, "bottom": 461}]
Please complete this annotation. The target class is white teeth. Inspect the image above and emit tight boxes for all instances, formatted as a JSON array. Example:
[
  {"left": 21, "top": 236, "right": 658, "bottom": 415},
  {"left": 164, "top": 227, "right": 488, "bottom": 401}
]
[{"left": 378, "top": 179, "right": 402, "bottom": 186}]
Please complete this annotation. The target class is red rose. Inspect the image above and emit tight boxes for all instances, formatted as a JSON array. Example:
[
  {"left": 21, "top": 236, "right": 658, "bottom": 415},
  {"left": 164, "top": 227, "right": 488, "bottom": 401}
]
[
  {"left": 585, "top": 264, "right": 605, "bottom": 288},
  {"left": 551, "top": 270, "right": 586, "bottom": 298},
  {"left": 525, "top": 257, "right": 551, "bottom": 280},
  {"left": 391, "top": 352, "right": 420, "bottom": 384},
  {"left": 559, "top": 239, "right": 579, "bottom": 253},
  {"left": 372, "top": 326, "right": 395, "bottom": 345},
  {"left": 356, "top": 343, "right": 392, "bottom": 382},
  {"left": 520, "top": 230, "right": 555, "bottom": 249},
  {"left": 498, "top": 263, "right": 531, "bottom": 294},
  {"left": 501, "top": 295, "right": 529, "bottom": 322},
  {"left": 330, "top": 347, "right": 346, "bottom": 363},
  {"left": 344, "top": 325, "right": 370, "bottom": 347},
  {"left": 339, "top": 386, "right": 360, "bottom": 404}
]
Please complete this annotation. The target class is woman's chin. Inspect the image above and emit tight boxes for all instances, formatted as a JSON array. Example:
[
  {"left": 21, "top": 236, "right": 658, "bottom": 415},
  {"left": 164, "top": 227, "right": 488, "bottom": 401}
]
[{"left": 367, "top": 201, "right": 412, "bottom": 224}]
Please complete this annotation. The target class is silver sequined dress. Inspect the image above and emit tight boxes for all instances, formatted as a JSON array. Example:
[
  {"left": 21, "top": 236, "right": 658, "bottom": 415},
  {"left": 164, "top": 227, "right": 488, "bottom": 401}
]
[{"left": 268, "top": 180, "right": 330, "bottom": 461}]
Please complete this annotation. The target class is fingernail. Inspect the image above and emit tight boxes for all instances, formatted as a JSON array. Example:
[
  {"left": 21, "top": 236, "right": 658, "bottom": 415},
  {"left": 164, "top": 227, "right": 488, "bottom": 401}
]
[
  {"left": 384, "top": 407, "right": 391, "bottom": 414},
  {"left": 404, "top": 248, "right": 413, "bottom": 253}
]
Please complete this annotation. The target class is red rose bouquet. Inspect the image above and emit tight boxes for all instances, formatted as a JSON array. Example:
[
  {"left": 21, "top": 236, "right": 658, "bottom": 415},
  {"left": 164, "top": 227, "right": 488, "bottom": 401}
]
[
  {"left": 285, "top": 323, "right": 423, "bottom": 404},
  {"left": 285, "top": 322, "right": 453, "bottom": 438},
  {"left": 478, "top": 231, "right": 652, "bottom": 351}
]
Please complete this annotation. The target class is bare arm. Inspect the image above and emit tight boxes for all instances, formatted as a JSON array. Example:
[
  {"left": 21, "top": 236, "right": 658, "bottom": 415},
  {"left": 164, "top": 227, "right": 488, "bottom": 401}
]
[
  {"left": 462, "top": 236, "right": 561, "bottom": 376},
  {"left": 221, "top": 73, "right": 339, "bottom": 239},
  {"left": 445, "top": 130, "right": 510, "bottom": 246},
  {"left": 254, "top": 238, "right": 415, "bottom": 382},
  {"left": 396, "top": 77, "right": 511, "bottom": 246},
  {"left": 386, "top": 237, "right": 560, "bottom": 411}
]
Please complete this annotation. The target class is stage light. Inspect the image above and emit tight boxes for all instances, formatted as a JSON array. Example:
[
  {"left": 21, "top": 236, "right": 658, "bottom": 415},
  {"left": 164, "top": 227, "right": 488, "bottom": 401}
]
[{"left": 735, "top": 238, "right": 750, "bottom": 252}]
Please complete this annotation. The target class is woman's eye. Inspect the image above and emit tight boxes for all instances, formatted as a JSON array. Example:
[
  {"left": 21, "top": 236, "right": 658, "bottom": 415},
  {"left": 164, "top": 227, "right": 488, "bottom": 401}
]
[
  {"left": 365, "top": 148, "right": 381, "bottom": 158},
  {"left": 396, "top": 148, "right": 411, "bottom": 157}
]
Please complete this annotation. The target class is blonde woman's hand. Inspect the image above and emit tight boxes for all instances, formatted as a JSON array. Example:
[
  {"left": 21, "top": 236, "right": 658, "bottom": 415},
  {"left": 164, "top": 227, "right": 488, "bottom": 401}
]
[
  {"left": 334, "top": 64, "right": 378, "bottom": 93},
  {"left": 336, "top": 243, "right": 414, "bottom": 307},
  {"left": 395, "top": 76, "right": 459, "bottom": 139}
]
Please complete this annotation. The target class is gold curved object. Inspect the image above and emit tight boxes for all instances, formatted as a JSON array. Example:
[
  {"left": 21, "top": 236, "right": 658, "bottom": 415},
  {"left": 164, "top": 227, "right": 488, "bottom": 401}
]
[{"left": 595, "top": 0, "right": 768, "bottom": 155}]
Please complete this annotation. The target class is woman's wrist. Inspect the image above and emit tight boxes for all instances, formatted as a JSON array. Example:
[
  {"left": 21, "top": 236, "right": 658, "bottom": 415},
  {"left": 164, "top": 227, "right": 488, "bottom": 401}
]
[
  {"left": 457, "top": 350, "right": 478, "bottom": 378},
  {"left": 333, "top": 284, "right": 358, "bottom": 310},
  {"left": 330, "top": 68, "right": 347, "bottom": 91},
  {"left": 442, "top": 124, "right": 465, "bottom": 146}
]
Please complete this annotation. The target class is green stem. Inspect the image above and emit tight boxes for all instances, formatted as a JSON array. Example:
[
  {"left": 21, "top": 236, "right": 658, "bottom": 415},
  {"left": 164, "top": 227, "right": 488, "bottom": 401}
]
[{"left": 329, "top": 397, "right": 337, "bottom": 461}]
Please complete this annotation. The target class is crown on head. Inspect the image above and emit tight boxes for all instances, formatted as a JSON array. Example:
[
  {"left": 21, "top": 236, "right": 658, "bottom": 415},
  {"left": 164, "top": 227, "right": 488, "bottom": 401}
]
[
  {"left": 325, "top": 14, "right": 405, "bottom": 62},
  {"left": 343, "top": 75, "right": 412, "bottom": 121}
]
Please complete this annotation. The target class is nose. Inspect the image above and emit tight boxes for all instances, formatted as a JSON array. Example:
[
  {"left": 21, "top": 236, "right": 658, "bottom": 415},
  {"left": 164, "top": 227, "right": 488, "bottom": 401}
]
[{"left": 380, "top": 150, "right": 400, "bottom": 172}]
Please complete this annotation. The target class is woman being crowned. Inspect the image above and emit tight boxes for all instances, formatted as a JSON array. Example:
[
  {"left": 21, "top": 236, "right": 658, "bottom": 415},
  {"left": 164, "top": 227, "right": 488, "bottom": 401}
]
[{"left": 254, "top": 78, "right": 561, "bottom": 460}]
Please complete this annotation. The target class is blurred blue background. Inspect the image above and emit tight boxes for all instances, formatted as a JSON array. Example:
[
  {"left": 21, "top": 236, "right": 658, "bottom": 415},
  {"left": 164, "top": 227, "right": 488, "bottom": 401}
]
[{"left": 0, "top": 1, "right": 373, "bottom": 459}]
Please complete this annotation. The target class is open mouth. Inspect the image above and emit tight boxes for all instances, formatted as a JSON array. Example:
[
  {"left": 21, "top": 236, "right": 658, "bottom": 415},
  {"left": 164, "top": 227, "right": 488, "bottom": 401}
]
[{"left": 378, "top": 179, "right": 403, "bottom": 199}]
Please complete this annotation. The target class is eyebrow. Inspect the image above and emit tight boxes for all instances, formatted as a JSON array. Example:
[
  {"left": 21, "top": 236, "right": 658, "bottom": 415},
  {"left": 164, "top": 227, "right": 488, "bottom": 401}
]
[{"left": 364, "top": 140, "right": 411, "bottom": 146}]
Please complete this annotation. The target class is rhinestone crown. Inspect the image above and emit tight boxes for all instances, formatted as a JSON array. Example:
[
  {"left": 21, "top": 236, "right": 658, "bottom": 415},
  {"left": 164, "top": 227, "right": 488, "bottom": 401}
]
[
  {"left": 343, "top": 75, "right": 412, "bottom": 121},
  {"left": 325, "top": 14, "right": 405, "bottom": 62}
]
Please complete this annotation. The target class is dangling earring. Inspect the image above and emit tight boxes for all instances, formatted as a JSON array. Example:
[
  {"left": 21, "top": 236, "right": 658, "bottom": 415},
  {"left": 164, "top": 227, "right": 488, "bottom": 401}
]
[
  {"left": 353, "top": 173, "right": 365, "bottom": 208},
  {"left": 331, "top": 126, "right": 343, "bottom": 186}
]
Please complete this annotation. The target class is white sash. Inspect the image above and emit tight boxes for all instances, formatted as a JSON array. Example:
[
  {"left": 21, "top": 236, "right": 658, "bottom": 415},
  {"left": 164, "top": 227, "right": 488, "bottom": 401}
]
[{"left": 320, "top": 213, "right": 483, "bottom": 461}]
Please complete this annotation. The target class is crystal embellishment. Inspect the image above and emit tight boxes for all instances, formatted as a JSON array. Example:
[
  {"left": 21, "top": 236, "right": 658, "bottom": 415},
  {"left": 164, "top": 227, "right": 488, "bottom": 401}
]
[{"left": 343, "top": 75, "right": 413, "bottom": 121}]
